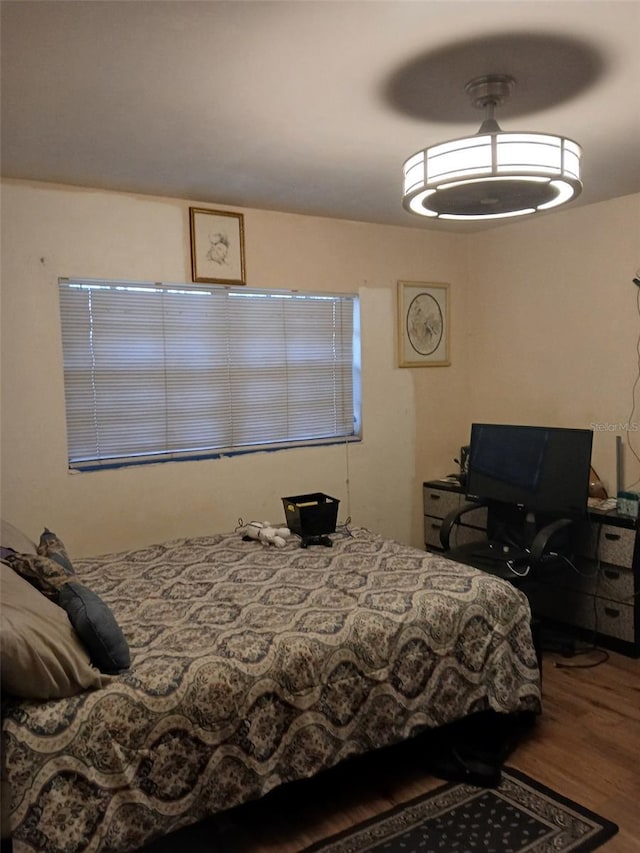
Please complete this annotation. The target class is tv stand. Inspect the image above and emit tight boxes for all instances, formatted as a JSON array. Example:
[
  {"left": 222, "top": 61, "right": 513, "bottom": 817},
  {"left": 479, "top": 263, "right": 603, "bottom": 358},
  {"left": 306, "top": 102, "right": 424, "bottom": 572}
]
[{"left": 423, "top": 479, "right": 639, "bottom": 657}]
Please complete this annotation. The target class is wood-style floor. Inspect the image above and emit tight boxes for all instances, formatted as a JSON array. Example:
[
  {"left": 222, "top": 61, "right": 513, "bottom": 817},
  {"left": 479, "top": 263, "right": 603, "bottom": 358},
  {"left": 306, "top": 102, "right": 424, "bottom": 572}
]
[
  {"left": 511, "top": 648, "right": 640, "bottom": 852},
  {"left": 146, "top": 646, "right": 640, "bottom": 852}
]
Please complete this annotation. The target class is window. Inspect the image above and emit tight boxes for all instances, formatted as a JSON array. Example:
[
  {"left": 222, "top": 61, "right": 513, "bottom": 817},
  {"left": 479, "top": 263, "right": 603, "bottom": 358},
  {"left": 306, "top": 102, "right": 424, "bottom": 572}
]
[{"left": 59, "top": 278, "right": 361, "bottom": 470}]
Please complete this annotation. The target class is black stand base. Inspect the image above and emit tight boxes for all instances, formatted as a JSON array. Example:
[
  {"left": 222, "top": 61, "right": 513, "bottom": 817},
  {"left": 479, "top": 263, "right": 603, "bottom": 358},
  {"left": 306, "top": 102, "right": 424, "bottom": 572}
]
[{"left": 300, "top": 535, "right": 333, "bottom": 548}]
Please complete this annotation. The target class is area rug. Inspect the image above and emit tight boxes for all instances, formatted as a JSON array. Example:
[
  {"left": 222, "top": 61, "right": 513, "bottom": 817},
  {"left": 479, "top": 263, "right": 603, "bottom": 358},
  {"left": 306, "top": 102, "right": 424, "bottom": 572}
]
[{"left": 303, "top": 767, "right": 618, "bottom": 853}]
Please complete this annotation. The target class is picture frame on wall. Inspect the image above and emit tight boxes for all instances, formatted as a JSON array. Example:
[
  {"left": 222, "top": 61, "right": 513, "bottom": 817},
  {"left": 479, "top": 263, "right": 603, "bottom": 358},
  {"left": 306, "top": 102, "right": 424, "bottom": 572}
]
[
  {"left": 189, "top": 207, "right": 246, "bottom": 285},
  {"left": 397, "top": 280, "right": 450, "bottom": 367}
]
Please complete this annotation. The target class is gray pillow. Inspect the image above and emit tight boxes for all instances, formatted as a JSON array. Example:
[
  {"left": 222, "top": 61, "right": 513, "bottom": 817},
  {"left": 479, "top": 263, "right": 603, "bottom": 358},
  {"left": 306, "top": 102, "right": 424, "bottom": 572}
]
[{"left": 58, "top": 582, "right": 130, "bottom": 674}]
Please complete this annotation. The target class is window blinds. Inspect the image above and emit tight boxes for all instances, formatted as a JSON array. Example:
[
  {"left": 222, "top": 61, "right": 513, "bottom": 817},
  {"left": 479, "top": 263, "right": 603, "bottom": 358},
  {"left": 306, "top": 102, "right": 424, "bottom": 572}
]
[{"left": 59, "top": 279, "right": 360, "bottom": 469}]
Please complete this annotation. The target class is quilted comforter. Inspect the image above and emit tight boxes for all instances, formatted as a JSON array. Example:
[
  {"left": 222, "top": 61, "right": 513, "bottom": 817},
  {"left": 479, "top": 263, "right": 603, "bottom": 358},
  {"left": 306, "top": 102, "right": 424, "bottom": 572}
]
[{"left": 2, "top": 526, "right": 541, "bottom": 852}]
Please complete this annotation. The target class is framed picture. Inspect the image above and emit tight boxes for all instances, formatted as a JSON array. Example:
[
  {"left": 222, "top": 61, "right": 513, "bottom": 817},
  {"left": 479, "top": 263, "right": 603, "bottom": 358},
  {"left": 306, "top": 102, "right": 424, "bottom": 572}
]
[
  {"left": 189, "top": 207, "right": 246, "bottom": 285},
  {"left": 397, "top": 280, "right": 450, "bottom": 367}
]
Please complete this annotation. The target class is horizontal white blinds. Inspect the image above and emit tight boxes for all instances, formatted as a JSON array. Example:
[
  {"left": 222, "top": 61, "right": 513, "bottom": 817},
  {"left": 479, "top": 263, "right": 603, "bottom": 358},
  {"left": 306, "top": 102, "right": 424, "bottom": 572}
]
[{"left": 59, "top": 280, "right": 358, "bottom": 469}]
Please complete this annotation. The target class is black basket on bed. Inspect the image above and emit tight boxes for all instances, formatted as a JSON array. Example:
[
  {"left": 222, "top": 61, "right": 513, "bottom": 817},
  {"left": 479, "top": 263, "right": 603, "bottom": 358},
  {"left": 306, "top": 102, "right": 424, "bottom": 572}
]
[{"left": 281, "top": 492, "right": 339, "bottom": 548}]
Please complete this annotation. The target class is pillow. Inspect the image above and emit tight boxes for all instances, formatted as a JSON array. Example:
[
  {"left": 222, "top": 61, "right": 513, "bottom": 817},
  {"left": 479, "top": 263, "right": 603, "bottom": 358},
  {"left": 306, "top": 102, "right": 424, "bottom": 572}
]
[
  {"left": 0, "top": 563, "right": 107, "bottom": 699},
  {"left": 4, "top": 551, "right": 74, "bottom": 600},
  {"left": 37, "top": 528, "right": 75, "bottom": 574},
  {"left": 1, "top": 519, "right": 36, "bottom": 555},
  {"left": 58, "top": 582, "right": 130, "bottom": 674}
]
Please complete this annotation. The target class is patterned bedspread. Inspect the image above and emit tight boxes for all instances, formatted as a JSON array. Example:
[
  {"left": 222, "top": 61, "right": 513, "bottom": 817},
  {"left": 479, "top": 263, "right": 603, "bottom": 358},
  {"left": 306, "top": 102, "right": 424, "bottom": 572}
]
[{"left": 2, "top": 527, "right": 541, "bottom": 852}]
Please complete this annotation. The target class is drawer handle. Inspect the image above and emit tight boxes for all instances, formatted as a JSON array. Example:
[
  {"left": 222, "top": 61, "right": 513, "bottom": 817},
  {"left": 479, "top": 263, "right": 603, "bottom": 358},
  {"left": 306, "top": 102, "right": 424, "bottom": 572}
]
[
  {"left": 604, "top": 532, "right": 620, "bottom": 541},
  {"left": 429, "top": 493, "right": 441, "bottom": 501},
  {"left": 430, "top": 523, "right": 441, "bottom": 530},
  {"left": 603, "top": 607, "right": 620, "bottom": 618},
  {"left": 603, "top": 569, "right": 620, "bottom": 580}
]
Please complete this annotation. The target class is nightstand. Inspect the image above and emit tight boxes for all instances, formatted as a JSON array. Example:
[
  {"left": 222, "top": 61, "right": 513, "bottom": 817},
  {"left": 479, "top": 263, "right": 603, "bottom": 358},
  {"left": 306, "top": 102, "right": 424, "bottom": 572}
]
[{"left": 423, "top": 479, "right": 487, "bottom": 552}]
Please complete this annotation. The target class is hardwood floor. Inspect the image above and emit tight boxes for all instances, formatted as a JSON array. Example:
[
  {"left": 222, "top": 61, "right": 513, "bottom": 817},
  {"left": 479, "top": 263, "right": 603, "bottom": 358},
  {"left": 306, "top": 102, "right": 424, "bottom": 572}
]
[
  {"left": 146, "top": 647, "right": 640, "bottom": 852},
  {"left": 510, "top": 648, "right": 640, "bottom": 853}
]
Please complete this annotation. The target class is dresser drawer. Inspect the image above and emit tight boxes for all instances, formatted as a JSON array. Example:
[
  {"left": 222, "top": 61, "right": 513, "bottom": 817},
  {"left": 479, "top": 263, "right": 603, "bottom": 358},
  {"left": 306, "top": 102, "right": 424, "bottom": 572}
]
[
  {"left": 591, "top": 599, "right": 635, "bottom": 642},
  {"left": 534, "top": 588, "right": 636, "bottom": 643},
  {"left": 577, "top": 523, "right": 636, "bottom": 568},
  {"left": 424, "top": 515, "right": 445, "bottom": 550},
  {"left": 592, "top": 564, "right": 634, "bottom": 602},
  {"left": 423, "top": 486, "right": 461, "bottom": 520},
  {"left": 541, "top": 562, "right": 635, "bottom": 603}
]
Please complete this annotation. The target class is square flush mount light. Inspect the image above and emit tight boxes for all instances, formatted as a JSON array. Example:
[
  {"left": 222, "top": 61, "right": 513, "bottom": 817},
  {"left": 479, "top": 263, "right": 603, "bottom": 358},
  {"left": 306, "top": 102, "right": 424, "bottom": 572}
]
[{"left": 402, "top": 75, "right": 582, "bottom": 221}]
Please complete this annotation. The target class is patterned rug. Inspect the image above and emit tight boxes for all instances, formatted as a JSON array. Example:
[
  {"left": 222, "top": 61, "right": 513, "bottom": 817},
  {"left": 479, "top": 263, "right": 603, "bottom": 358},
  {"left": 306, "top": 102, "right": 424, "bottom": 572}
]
[{"left": 302, "top": 767, "right": 618, "bottom": 853}]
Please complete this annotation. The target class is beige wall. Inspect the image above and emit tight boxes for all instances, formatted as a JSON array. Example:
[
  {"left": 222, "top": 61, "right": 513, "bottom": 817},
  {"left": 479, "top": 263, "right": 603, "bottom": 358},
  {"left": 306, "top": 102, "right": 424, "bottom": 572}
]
[
  {"left": 0, "top": 180, "right": 468, "bottom": 555},
  {"left": 461, "top": 193, "right": 640, "bottom": 497},
  {"left": 2, "top": 181, "right": 638, "bottom": 557},
  {"left": 411, "top": 193, "right": 640, "bottom": 533}
]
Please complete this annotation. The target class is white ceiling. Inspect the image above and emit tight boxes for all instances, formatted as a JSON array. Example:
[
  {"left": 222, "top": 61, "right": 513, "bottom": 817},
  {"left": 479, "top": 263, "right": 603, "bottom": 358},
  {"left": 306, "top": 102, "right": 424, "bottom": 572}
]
[{"left": 2, "top": 1, "right": 639, "bottom": 232}]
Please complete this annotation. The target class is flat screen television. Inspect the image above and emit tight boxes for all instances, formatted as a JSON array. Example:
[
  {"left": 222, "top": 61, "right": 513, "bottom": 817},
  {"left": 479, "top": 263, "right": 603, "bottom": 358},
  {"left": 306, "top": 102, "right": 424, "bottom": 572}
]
[{"left": 466, "top": 423, "right": 593, "bottom": 519}]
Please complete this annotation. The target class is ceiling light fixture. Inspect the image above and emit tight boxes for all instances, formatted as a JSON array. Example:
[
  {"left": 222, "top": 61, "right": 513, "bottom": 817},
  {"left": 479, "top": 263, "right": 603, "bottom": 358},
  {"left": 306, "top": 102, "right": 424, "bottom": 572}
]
[{"left": 402, "top": 74, "right": 582, "bottom": 221}]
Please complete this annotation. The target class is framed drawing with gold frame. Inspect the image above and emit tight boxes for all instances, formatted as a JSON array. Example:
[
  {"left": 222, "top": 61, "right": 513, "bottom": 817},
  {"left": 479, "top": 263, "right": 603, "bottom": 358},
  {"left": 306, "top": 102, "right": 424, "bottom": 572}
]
[
  {"left": 397, "top": 280, "right": 450, "bottom": 367},
  {"left": 189, "top": 207, "right": 246, "bottom": 285}
]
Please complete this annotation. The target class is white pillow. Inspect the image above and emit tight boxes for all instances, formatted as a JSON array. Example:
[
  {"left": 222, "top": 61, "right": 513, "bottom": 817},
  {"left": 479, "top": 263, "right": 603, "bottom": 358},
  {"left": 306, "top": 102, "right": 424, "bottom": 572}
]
[
  {"left": 0, "top": 563, "right": 107, "bottom": 698},
  {"left": 1, "top": 519, "right": 37, "bottom": 555}
]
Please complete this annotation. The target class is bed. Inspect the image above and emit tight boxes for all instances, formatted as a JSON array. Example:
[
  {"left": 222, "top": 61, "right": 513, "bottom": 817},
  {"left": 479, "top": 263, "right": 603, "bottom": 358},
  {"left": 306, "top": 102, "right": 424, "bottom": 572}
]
[{"left": 1, "top": 524, "right": 541, "bottom": 852}]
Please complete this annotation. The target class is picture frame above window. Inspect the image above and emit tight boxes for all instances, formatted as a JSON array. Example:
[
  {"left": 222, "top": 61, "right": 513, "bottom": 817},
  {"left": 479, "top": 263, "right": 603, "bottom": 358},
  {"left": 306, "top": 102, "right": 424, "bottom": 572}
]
[
  {"left": 189, "top": 207, "right": 246, "bottom": 285},
  {"left": 397, "top": 280, "right": 450, "bottom": 367}
]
